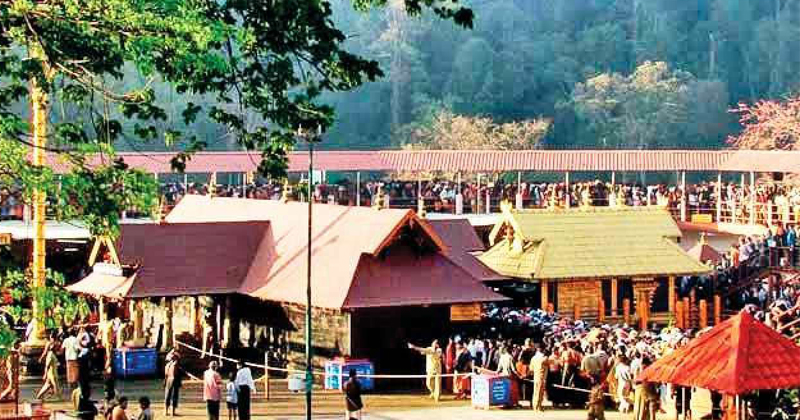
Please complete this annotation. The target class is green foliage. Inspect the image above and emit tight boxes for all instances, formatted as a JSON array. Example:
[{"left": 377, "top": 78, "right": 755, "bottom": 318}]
[
  {"left": 0, "top": 0, "right": 474, "bottom": 352},
  {"left": 320, "top": 0, "right": 800, "bottom": 150},
  {"left": 0, "top": 267, "right": 90, "bottom": 356},
  {"left": 569, "top": 61, "right": 730, "bottom": 150}
]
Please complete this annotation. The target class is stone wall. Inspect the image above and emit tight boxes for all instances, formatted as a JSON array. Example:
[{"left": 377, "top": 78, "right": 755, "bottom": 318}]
[
  {"left": 281, "top": 303, "right": 351, "bottom": 372},
  {"left": 557, "top": 280, "right": 602, "bottom": 319}
]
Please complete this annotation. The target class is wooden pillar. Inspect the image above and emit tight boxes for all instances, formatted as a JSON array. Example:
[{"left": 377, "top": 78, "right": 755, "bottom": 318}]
[
  {"left": 675, "top": 301, "right": 684, "bottom": 329},
  {"left": 190, "top": 297, "right": 202, "bottom": 338},
  {"left": 699, "top": 299, "right": 708, "bottom": 329},
  {"left": 682, "top": 297, "right": 691, "bottom": 329},
  {"left": 690, "top": 289, "right": 697, "bottom": 327},
  {"left": 668, "top": 276, "right": 676, "bottom": 314},
  {"left": 623, "top": 298, "right": 631, "bottom": 325},
  {"left": 573, "top": 303, "right": 580, "bottom": 321},
  {"left": 611, "top": 278, "right": 618, "bottom": 317},
  {"left": 131, "top": 299, "right": 143, "bottom": 341},
  {"left": 163, "top": 297, "right": 174, "bottom": 351},
  {"left": 714, "top": 295, "right": 722, "bottom": 325},
  {"left": 99, "top": 297, "right": 108, "bottom": 324},
  {"left": 516, "top": 171, "right": 523, "bottom": 210},
  {"left": 716, "top": 173, "right": 723, "bottom": 222},
  {"left": 638, "top": 291, "right": 649, "bottom": 331},
  {"left": 598, "top": 297, "right": 605, "bottom": 323},
  {"left": 680, "top": 170, "right": 687, "bottom": 222},
  {"left": 540, "top": 279, "right": 549, "bottom": 311},
  {"left": 223, "top": 295, "right": 239, "bottom": 349}
]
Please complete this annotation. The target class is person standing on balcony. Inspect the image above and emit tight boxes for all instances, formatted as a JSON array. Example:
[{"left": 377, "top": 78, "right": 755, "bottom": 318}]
[{"left": 787, "top": 225, "right": 797, "bottom": 266}]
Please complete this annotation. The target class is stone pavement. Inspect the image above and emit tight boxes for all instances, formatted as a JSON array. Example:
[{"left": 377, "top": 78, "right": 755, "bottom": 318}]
[{"left": 19, "top": 378, "right": 713, "bottom": 420}]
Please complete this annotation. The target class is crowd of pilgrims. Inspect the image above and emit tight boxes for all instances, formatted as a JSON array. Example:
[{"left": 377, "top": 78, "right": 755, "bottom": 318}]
[
  {"left": 152, "top": 177, "right": 800, "bottom": 221},
  {"left": 441, "top": 304, "right": 795, "bottom": 419},
  {"left": 2, "top": 176, "right": 799, "bottom": 223}
]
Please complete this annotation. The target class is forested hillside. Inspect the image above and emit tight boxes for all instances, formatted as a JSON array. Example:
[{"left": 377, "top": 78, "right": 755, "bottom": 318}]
[{"left": 319, "top": 0, "right": 800, "bottom": 150}]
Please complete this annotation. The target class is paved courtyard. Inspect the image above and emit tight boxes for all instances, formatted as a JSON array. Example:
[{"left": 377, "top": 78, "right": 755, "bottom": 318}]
[{"left": 17, "top": 378, "right": 716, "bottom": 420}]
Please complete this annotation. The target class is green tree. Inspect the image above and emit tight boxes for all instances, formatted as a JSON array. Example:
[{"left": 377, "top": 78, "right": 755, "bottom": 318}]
[
  {"left": 571, "top": 61, "right": 699, "bottom": 149},
  {"left": 0, "top": 0, "right": 474, "bottom": 351}
]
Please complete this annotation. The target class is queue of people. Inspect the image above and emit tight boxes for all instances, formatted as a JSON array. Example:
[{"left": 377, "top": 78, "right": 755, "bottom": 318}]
[{"left": 408, "top": 312, "right": 792, "bottom": 419}]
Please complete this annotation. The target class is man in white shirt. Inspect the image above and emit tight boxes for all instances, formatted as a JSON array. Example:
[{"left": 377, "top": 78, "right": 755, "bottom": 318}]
[
  {"left": 234, "top": 361, "right": 255, "bottom": 420},
  {"left": 63, "top": 329, "right": 80, "bottom": 389}
]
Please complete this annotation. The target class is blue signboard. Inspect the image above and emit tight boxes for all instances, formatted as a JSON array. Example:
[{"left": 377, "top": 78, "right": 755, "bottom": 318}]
[
  {"left": 489, "top": 378, "right": 510, "bottom": 405},
  {"left": 471, "top": 375, "right": 511, "bottom": 408}
]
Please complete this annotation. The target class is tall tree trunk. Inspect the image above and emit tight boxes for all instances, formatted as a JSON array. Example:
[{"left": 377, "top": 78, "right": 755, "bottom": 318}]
[{"left": 388, "top": 0, "right": 406, "bottom": 134}]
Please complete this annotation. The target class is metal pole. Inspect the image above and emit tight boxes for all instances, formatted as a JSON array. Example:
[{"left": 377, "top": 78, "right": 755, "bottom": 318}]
[
  {"left": 241, "top": 172, "right": 246, "bottom": 198},
  {"left": 749, "top": 171, "right": 756, "bottom": 225},
  {"left": 716, "top": 172, "right": 722, "bottom": 222},
  {"left": 305, "top": 138, "right": 314, "bottom": 420},
  {"left": 356, "top": 172, "right": 361, "bottom": 207},
  {"left": 477, "top": 173, "right": 482, "bottom": 213},
  {"left": 417, "top": 176, "right": 423, "bottom": 214}
]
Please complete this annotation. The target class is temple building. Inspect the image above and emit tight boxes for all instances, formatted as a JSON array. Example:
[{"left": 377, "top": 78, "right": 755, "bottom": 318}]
[
  {"left": 68, "top": 195, "right": 506, "bottom": 380},
  {"left": 479, "top": 203, "right": 711, "bottom": 326}
]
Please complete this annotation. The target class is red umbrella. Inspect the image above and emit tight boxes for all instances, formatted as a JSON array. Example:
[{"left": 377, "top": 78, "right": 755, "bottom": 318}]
[{"left": 638, "top": 311, "right": 800, "bottom": 395}]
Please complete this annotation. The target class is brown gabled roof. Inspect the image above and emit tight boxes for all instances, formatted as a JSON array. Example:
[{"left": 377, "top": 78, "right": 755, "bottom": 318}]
[
  {"left": 78, "top": 222, "right": 272, "bottom": 298},
  {"left": 426, "top": 218, "right": 505, "bottom": 282},
  {"left": 166, "top": 196, "right": 504, "bottom": 308},
  {"left": 427, "top": 219, "right": 485, "bottom": 253},
  {"left": 342, "top": 249, "right": 508, "bottom": 308}
]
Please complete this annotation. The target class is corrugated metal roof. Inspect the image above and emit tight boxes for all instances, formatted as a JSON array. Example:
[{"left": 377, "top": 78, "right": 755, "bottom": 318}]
[
  {"left": 377, "top": 150, "right": 734, "bottom": 172},
  {"left": 717, "top": 150, "right": 800, "bottom": 173},
  {"left": 45, "top": 149, "right": 800, "bottom": 174},
  {"left": 639, "top": 311, "right": 800, "bottom": 394},
  {"left": 478, "top": 207, "right": 711, "bottom": 280}
]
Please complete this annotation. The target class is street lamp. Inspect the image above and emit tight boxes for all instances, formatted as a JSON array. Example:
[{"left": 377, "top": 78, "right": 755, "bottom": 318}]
[{"left": 296, "top": 123, "right": 322, "bottom": 420}]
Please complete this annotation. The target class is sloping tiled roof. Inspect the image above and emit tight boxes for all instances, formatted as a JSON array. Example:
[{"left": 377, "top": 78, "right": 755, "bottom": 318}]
[
  {"left": 686, "top": 242, "right": 722, "bottom": 264},
  {"left": 115, "top": 222, "right": 271, "bottom": 297},
  {"left": 342, "top": 250, "right": 507, "bottom": 308},
  {"left": 427, "top": 219, "right": 485, "bottom": 252},
  {"left": 638, "top": 311, "right": 800, "bottom": 394},
  {"left": 479, "top": 207, "right": 710, "bottom": 280},
  {"left": 426, "top": 218, "right": 504, "bottom": 281},
  {"left": 166, "top": 196, "right": 505, "bottom": 308}
]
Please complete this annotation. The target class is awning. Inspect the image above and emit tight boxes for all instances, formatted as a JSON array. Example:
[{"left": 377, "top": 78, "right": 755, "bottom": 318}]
[{"left": 67, "top": 264, "right": 138, "bottom": 300}]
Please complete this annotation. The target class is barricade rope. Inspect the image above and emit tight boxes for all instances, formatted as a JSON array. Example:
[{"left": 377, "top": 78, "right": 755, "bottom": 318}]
[{"left": 175, "top": 340, "right": 467, "bottom": 380}]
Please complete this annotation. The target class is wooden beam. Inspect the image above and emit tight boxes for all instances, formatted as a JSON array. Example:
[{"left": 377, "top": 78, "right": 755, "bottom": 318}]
[
  {"left": 611, "top": 278, "right": 618, "bottom": 316},
  {"left": 668, "top": 276, "right": 676, "bottom": 314},
  {"left": 540, "top": 280, "right": 549, "bottom": 311}
]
